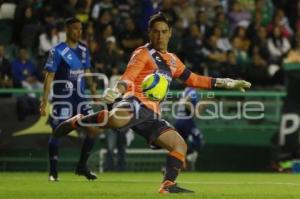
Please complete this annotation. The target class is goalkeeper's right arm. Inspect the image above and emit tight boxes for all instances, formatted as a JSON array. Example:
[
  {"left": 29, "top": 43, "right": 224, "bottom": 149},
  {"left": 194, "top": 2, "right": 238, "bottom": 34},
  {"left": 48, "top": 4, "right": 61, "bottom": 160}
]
[{"left": 101, "top": 80, "right": 128, "bottom": 104}]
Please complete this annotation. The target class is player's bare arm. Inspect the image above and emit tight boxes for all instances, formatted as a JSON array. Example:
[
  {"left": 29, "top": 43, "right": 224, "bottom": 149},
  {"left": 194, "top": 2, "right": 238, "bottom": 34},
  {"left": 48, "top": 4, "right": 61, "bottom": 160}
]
[{"left": 40, "top": 72, "right": 55, "bottom": 116}]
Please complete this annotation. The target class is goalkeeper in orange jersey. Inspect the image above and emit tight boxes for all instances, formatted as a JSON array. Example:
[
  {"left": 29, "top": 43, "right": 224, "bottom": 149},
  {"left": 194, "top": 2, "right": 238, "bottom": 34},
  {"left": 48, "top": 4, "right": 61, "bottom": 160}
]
[{"left": 54, "top": 12, "right": 251, "bottom": 193}]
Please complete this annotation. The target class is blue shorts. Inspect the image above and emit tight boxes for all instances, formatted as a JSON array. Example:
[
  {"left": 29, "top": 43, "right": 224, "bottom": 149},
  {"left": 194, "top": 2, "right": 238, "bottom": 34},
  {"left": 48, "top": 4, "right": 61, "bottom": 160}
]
[
  {"left": 174, "top": 119, "right": 204, "bottom": 152},
  {"left": 174, "top": 119, "right": 197, "bottom": 139},
  {"left": 49, "top": 98, "right": 94, "bottom": 129}
]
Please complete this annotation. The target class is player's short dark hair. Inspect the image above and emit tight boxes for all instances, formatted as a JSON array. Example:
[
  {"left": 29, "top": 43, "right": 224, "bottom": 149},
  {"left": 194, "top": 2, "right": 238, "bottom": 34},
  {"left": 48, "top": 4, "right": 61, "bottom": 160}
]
[
  {"left": 65, "top": 17, "right": 81, "bottom": 27},
  {"left": 148, "top": 12, "right": 171, "bottom": 29}
]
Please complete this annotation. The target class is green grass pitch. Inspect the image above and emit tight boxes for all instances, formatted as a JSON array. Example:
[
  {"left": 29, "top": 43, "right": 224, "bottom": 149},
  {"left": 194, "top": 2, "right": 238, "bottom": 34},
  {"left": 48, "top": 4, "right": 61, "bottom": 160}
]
[{"left": 0, "top": 172, "right": 300, "bottom": 199}]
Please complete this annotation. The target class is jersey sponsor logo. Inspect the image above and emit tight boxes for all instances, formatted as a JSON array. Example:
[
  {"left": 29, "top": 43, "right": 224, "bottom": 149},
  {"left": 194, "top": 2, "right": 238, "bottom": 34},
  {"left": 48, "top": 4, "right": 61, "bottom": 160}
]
[
  {"left": 69, "top": 69, "right": 84, "bottom": 80},
  {"left": 69, "top": 69, "right": 84, "bottom": 75}
]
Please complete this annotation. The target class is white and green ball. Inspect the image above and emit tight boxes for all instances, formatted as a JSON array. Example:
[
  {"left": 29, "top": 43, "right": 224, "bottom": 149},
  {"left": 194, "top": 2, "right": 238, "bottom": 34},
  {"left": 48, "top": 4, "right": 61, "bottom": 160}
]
[{"left": 142, "top": 73, "right": 169, "bottom": 101}]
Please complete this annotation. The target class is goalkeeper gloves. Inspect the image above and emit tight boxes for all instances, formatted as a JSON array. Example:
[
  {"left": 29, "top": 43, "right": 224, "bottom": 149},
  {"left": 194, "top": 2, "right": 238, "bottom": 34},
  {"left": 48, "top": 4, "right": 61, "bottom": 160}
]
[
  {"left": 215, "top": 78, "right": 251, "bottom": 92},
  {"left": 102, "top": 88, "right": 121, "bottom": 104}
]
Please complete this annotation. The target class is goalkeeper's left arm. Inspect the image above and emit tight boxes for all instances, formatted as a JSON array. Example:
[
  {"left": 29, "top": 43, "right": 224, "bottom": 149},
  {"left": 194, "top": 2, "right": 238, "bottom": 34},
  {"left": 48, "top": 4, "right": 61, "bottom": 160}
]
[
  {"left": 213, "top": 78, "right": 251, "bottom": 92},
  {"left": 178, "top": 68, "right": 251, "bottom": 92}
]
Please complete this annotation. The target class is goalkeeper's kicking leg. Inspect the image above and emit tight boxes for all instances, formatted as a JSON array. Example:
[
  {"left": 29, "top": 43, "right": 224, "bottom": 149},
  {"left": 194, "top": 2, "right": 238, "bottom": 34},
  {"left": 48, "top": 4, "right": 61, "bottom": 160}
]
[{"left": 53, "top": 107, "right": 133, "bottom": 138}]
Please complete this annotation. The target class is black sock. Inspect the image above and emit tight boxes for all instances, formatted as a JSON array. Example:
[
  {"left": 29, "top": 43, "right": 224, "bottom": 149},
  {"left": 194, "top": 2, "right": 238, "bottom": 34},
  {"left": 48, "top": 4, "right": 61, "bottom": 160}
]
[
  {"left": 78, "top": 136, "right": 95, "bottom": 166},
  {"left": 163, "top": 154, "right": 184, "bottom": 182},
  {"left": 48, "top": 136, "right": 59, "bottom": 175}
]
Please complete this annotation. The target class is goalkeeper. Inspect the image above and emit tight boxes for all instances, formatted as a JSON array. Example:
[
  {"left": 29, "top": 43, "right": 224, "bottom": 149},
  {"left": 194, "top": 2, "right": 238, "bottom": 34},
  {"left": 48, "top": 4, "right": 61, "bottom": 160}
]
[{"left": 54, "top": 12, "right": 251, "bottom": 193}]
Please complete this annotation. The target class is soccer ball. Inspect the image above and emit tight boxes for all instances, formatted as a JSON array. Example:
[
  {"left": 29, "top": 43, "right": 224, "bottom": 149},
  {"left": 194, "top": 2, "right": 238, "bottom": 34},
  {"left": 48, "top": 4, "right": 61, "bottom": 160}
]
[{"left": 142, "top": 73, "right": 169, "bottom": 101}]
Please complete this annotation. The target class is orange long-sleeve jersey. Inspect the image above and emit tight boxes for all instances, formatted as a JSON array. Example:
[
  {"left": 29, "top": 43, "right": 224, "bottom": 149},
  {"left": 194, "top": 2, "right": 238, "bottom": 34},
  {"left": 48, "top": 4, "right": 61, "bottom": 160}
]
[{"left": 120, "top": 44, "right": 214, "bottom": 113}]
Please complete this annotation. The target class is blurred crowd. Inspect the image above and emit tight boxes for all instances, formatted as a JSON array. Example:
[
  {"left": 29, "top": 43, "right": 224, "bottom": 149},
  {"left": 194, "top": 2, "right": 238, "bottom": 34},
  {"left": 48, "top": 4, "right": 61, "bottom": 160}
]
[{"left": 1, "top": 0, "right": 300, "bottom": 92}]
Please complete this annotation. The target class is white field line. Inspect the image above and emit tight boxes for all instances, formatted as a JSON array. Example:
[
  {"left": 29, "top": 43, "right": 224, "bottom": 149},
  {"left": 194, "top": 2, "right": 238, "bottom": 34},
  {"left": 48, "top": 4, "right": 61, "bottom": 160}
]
[{"left": 89, "top": 179, "right": 300, "bottom": 186}]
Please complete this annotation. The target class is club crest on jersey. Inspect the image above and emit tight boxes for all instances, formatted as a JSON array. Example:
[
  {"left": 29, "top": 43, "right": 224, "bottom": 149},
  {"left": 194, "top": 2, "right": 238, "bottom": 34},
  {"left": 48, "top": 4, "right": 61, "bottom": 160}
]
[{"left": 155, "top": 56, "right": 162, "bottom": 62}]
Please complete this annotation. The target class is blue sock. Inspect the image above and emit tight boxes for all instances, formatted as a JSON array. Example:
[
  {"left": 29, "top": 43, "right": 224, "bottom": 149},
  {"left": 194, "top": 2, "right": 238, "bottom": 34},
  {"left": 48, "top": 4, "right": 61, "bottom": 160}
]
[
  {"left": 78, "top": 136, "right": 95, "bottom": 166},
  {"left": 48, "top": 136, "right": 59, "bottom": 175}
]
